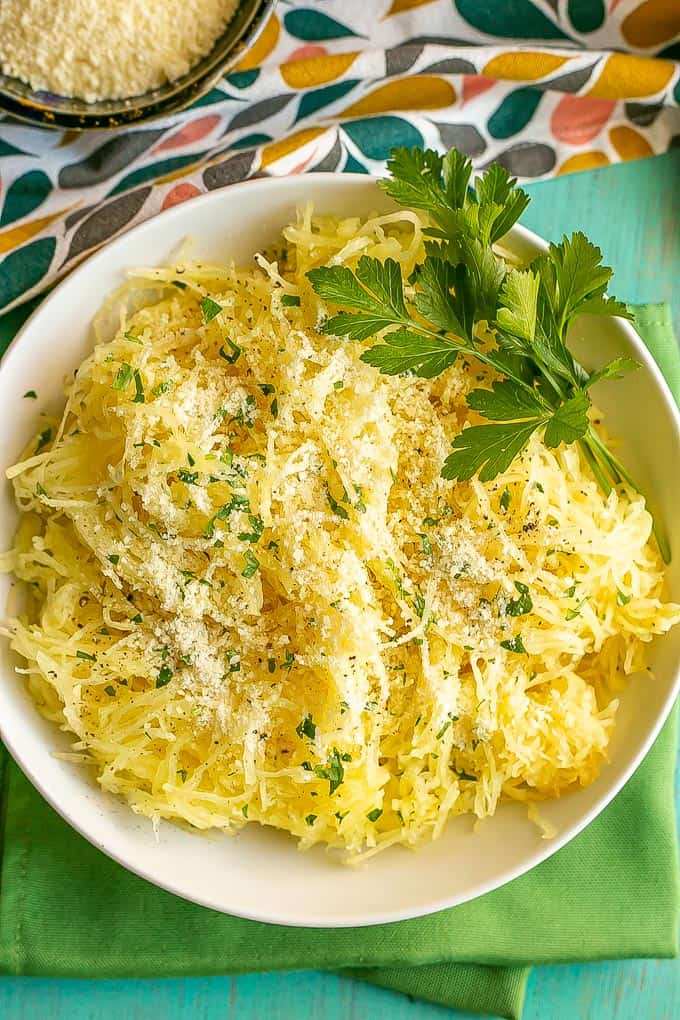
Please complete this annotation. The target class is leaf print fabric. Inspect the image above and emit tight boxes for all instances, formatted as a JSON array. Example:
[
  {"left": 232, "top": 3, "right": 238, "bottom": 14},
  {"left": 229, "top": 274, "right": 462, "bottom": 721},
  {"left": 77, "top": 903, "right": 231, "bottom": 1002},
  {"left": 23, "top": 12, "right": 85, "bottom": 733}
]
[{"left": 0, "top": 0, "right": 679, "bottom": 313}]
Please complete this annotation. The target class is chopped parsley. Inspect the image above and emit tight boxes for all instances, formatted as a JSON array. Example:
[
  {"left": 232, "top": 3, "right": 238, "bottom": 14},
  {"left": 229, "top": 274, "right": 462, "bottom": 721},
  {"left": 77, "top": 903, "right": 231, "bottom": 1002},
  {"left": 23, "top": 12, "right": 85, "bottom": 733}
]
[
  {"left": 267, "top": 657, "right": 276, "bottom": 674},
  {"left": 23, "top": 390, "right": 37, "bottom": 399},
  {"left": 132, "top": 369, "right": 145, "bottom": 403},
  {"left": 131, "top": 613, "right": 143, "bottom": 624},
  {"left": 500, "top": 487, "right": 511, "bottom": 512},
  {"left": 201, "top": 296, "right": 222, "bottom": 322},
  {"left": 281, "top": 651, "right": 294, "bottom": 671},
  {"left": 534, "top": 481, "right": 545, "bottom": 493},
  {"left": 313, "top": 748, "right": 346, "bottom": 794},
  {"left": 501, "top": 635, "right": 527, "bottom": 654},
  {"left": 281, "top": 294, "right": 301, "bottom": 306},
  {"left": 616, "top": 589, "right": 632, "bottom": 606},
  {"left": 451, "top": 767, "right": 477, "bottom": 782},
  {"left": 505, "top": 581, "right": 533, "bottom": 617},
  {"left": 333, "top": 380, "right": 344, "bottom": 390},
  {"left": 305, "top": 813, "right": 317, "bottom": 825},
  {"left": 107, "top": 554, "right": 120, "bottom": 565},
  {"left": 112, "top": 363, "right": 133, "bottom": 390},
  {"left": 226, "top": 650, "right": 241, "bottom": 673},
  {"left": 241, "top": 549, "right": 260, "bottom": 578},
  {"left": 103, "top": 685, "right": 116, "bottom": 696},
  {"left": 270, "top": 397, "right": 278, "bottom": 419},
  {"left": 177, "top": 769, "right": 188, "bottom": 783},
  {"left": 124, "top": 332, "right": 142, "bottom": 344},
  {"left": 219, "top": 338, "right": 241, "bottom": 364},
  {"left": 242, "top": 804, "right": 249, "bottom": 818},
  {"left": 296, "top": 714, "right": 316, "bottom": 740},
  {"left": 204, "top": 494, "right": 250, "bottom": 538},
  {"left": 76, "top": 650, "right": 97, "bottom": 662},
  {"left": 238, "top": 514, "right": 264, "bottom": 544},
  {"left": 156, "top": 666, "right": 173, "bottom": 688},
  {"left": 231, "top": 394, "right": 257, "bottom": 428},
  {"left": 152, "top": 380, "right": 171, "bottom": 397},
  {"left": 259, "top": 383, "right": 275, "bottom": 396},
  {"left": 36, "top": 426, "right": 52, "bottom": 453},
  {"left": 565, "top": 597, "right": 589, "bottom": 621},
  {"left": 178, "top": 469, "right": 199, "bottom": 485},
  {"left": 326, "top": 486, "right": 349, "bottom": 519},
  {"left": 366, "top": 808, "right": 383, "bottom": 822},
  {"left": 418, "top": 532, "right": 432, "bottom": 556}
]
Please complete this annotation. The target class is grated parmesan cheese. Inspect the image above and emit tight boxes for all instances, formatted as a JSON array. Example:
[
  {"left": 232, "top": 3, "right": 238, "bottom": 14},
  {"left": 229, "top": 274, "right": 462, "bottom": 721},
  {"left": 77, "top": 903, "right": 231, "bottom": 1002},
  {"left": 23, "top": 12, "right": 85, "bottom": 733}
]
[
  {"left": 2, "top": 206, "right": 679, "bottom": 861},
  {"left": 0, "top": 0, "right": 240, "bottom": 102}
]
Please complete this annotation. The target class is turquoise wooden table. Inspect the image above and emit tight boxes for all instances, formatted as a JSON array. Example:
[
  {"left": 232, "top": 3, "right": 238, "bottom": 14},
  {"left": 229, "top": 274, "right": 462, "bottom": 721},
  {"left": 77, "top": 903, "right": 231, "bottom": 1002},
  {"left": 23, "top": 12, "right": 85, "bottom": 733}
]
[{"left": 0, "top": 150, "right": 678, "bottom": 1020}]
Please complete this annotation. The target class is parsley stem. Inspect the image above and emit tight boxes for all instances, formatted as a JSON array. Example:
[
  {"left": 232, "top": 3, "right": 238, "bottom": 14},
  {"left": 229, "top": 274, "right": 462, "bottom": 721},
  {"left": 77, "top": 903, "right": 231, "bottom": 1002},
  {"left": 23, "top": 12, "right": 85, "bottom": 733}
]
[
  {"left": 578, "top": 437, "right": 611, "bottom": 496},
  {"left": 587, "top": 427, "right": 670, "bottom": 562},
  {"left": 404, "top": 319, "right": 540, "bottom": 396}
]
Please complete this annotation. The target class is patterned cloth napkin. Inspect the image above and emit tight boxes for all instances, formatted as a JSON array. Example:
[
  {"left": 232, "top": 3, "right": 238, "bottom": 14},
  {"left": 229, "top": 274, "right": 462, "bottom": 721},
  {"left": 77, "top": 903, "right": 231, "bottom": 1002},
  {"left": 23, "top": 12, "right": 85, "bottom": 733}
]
[{"left": 1, "top": 0, "right": 680, "bottom": 316}]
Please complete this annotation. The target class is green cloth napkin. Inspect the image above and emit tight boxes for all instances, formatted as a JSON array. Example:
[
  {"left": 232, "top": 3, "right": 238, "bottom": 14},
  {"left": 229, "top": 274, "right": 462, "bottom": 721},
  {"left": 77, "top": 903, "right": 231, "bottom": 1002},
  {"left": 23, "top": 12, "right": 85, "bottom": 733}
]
[{"left": 0, "top": 303, "right": 678, "bottom": 1020}]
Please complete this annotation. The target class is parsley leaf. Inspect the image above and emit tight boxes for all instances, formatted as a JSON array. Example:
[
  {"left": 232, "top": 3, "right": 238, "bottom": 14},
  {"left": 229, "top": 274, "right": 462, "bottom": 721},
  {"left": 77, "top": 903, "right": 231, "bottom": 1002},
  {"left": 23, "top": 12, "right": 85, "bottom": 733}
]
[
  {"left": 219, "top": 338, "right": 241, "bottom": 364},
  {"left": 501, "top": 635, "right": 527, "bottom": 654},
  {"left": 36, "top": 426, "right": 52, "bottom": 453},
  {"left": 380, "top": 147, "right": 458, "bottom": 227},
  {"left": 156, "top": 666, "right": 173, "bottom": 688},
  {"left": 241, "top": 550, "right": 260, "bottom": 578},
  {"left": 201, "top": 296, "right": 222, "bottom": 322},
  {"left": 474, "top": 162, "right": 531, "bottom": 242},
  {"left": 132, "top": 369, "right": 145, "bottom": 403},
  {"left": 505, "top": 581, "right": 533, "bottom": 617},
  {"left": 313, "top": 748, "right": 346, "bottom": 794},
  {"left": 326, "top": 486, "right": 349, "bottom": 519},
  {"left": 238, "top": 514, "right": 264, "bottom": 543},
  {"left": 585, "top": 356, "right": 639, "bottom": 390},
  {"left": 112, "top": 364, "right": 133, "bottom": 390},
  {"left": 413, "top": 257, "right": 469, "bottom": 337},
  {"left": 543, "top": 391, "right": 590, "bottom": 447},
  {"left": 296, "top": 714, "right": 316, "bottom": 740},
  {"left": 495, "top": 269, "right": 539, "bottom": 344},
  {"left": 442, "top": 419, "right": 542, "bottom": 483},
  {"left": 311, "top": 256, "right": 411, "bottom": 341},
  {"left": 360, "top": 328, "right": 460, "bottom": 378}
]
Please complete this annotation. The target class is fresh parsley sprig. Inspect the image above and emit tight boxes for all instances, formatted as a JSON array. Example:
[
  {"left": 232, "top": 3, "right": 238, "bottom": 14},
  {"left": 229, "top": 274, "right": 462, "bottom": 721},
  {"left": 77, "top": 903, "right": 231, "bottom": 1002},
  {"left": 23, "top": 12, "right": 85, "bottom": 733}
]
[{"left": 307, "top": 146, "right": 668, "bottom": 560}]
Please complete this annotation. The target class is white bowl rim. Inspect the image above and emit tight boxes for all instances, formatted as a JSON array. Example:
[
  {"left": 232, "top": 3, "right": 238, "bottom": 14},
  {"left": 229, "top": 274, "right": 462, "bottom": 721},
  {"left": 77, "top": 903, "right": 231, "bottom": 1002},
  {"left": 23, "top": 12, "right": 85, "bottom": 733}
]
[{"left": 1, "top": 172, "right": 679, "bottom": 928}]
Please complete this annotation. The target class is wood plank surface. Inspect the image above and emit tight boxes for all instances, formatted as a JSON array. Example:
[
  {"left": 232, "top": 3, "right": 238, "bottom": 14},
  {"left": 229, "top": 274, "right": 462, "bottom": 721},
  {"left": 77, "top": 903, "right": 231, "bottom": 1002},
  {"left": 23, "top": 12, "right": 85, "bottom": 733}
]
[{"left": 1, "top": 149, "right": 679, "bottom": 1019}]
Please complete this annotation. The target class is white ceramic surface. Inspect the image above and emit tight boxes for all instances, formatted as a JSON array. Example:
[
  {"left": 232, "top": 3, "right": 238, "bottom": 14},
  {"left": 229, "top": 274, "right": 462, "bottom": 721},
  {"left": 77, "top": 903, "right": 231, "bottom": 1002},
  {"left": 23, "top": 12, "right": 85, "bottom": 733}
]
[{"left": 0, "top": 175, "right": 678, "bottom": 927}]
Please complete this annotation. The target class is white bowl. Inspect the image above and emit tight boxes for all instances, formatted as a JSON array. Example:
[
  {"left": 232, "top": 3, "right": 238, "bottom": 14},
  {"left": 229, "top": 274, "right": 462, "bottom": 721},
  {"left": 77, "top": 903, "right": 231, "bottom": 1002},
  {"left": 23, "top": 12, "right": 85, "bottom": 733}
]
[{"left": 0, "top": 175, "right": 679, "bottom": 927}]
